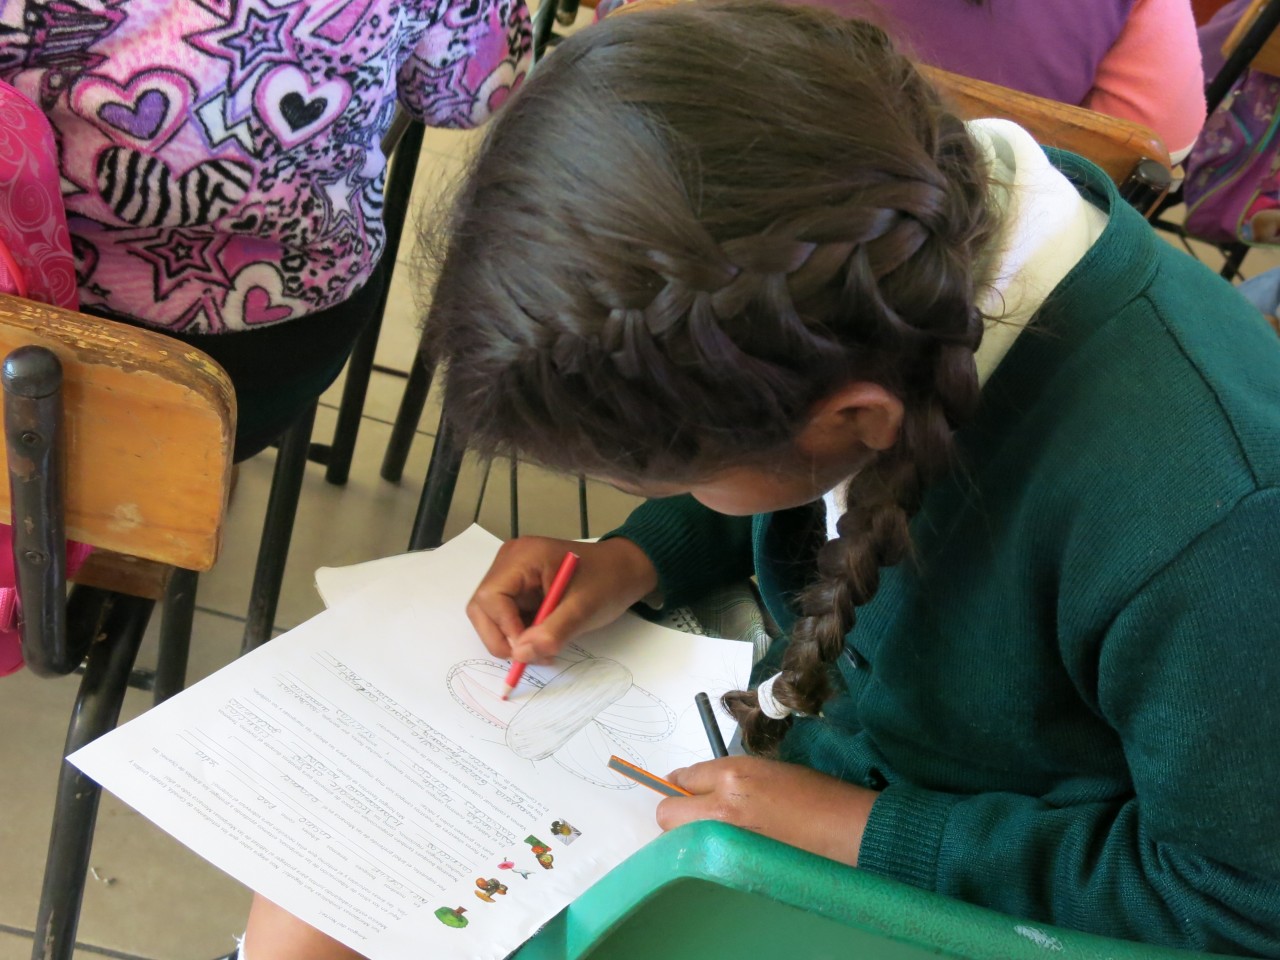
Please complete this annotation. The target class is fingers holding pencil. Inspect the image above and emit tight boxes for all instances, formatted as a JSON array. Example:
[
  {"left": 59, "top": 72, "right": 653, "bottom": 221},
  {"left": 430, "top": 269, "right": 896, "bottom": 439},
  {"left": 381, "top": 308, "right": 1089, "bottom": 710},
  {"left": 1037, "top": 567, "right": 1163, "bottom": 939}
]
[
  {"left": 467, "top": 536, "right": 661, "bottom": 661},
  {"left": 656, "top": 756, "right": 877, "bottom": 867},
  {"left": 501, "top": 551, "right": 580, "bottom": 699}
]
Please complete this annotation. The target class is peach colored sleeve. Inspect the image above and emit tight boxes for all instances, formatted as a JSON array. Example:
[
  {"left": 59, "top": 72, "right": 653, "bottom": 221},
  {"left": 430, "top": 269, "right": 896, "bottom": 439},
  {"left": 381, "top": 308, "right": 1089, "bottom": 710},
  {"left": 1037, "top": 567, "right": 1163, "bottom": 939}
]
[{"left": 1084, "top": 0, "right": 1207, "bottom": 161}]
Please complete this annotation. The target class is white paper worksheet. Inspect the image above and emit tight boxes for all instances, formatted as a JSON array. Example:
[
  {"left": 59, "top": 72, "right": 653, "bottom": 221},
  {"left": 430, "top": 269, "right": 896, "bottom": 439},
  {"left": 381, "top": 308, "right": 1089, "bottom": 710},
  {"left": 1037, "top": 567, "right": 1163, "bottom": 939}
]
[{"left": 70, "top": 526, "right": 752, "bottom": 960}]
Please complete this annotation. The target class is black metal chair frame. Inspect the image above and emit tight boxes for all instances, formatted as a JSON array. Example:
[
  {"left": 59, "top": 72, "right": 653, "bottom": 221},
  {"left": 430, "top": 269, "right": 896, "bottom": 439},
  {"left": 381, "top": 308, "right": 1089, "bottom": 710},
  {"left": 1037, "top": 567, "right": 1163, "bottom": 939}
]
[
  {"left": 238, "top": 118, "right": 427, "bottom": 652},
  {"left": 380, "top": 13, "right": 597, "bottom": 552},
  {"left": 17, "top": 108, "right": 427, "bottom": 960},
  {"left": 4, "top": 345, "right": 204, "bottom": 960}
]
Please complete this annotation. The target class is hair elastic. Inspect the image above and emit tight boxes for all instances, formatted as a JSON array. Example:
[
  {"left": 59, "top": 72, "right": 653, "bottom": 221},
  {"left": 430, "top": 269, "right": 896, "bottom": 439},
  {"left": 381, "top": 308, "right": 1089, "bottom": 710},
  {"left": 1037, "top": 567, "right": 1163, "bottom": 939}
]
[{"left": 755, "top": 672, "right": 791, "bottom": 720}]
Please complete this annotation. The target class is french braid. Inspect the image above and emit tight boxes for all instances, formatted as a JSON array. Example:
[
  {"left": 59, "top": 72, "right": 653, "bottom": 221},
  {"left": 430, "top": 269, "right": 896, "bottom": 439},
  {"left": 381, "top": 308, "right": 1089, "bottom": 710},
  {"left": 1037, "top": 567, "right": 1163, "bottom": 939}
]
[{"left": 426, "top": 0, "right": 1000, "bottom": 751}]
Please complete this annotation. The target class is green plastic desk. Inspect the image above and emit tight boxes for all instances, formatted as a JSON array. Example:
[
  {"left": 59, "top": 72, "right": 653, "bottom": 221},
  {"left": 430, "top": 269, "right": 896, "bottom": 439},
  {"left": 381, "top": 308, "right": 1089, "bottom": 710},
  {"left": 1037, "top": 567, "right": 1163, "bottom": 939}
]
[{"left": 515, "top": 821, "right": 1230, "bottom": 960}]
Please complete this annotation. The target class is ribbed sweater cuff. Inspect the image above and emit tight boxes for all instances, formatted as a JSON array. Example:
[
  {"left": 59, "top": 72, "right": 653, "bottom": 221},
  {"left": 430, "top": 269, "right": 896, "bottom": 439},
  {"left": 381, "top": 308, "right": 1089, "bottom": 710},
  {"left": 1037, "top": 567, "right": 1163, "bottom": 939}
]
[
  {"left": 602, "top": 496, "right": 746, "bottom": 609},
  {"left": 857, "top": 784, "right": 959, "bottom": 892}
]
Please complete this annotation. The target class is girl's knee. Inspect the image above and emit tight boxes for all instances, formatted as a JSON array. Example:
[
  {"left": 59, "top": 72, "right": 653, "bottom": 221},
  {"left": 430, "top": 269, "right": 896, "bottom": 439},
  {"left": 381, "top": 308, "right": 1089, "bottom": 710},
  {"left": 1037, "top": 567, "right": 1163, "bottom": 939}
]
[{"left": 243, "top": 895, "right": 368, "bottom": 960}]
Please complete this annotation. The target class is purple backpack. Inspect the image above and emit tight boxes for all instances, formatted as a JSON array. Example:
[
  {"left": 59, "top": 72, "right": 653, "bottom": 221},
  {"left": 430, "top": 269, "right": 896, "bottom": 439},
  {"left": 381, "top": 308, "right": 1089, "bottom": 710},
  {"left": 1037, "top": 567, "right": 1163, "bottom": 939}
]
[{"left": 1184, "top": 70, "right": 1280, "bottom": 246}]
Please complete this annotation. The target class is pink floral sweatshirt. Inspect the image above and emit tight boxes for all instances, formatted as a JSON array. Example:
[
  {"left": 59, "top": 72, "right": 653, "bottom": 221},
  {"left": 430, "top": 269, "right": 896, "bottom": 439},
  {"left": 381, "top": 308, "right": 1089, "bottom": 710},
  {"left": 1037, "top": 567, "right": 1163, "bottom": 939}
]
[{"left": 0, "top": 0, "right": 530, "bottom": 332}]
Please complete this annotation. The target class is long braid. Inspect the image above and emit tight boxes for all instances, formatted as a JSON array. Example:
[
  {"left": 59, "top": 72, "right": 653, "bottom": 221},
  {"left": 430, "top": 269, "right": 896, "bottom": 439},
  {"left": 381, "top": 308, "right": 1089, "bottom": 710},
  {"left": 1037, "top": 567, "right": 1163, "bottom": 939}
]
[
  {"left": 426, "top": 0, "right": 1001, "bottom": 752},
  {"left": 718, "top": 86, "right": 991, "bottom": 750},
  {"left": 726, "top": 354, "right": 982, "bottom": 753}
]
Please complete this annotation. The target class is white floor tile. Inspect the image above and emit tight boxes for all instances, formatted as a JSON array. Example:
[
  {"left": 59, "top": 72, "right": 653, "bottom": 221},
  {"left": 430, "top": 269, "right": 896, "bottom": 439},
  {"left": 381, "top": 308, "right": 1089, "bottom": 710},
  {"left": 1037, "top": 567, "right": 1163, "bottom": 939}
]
[
  {"left": 417, "top": 127, "right": 482, "bottom": 164},
  {"left": 0, "top": 930, "right": 32, "bottom": 960},
  {"left": 0, "top": 669, "right": 81, "bottom": 935},
  {"left": 194, "top": 405, "right": 467, "bottom": 631},
  {"left": 0, "top": 613, "right": 252, "bottom": 960},
  {"left": 372, "top": 256, "right": 432, "bottom": 373}
]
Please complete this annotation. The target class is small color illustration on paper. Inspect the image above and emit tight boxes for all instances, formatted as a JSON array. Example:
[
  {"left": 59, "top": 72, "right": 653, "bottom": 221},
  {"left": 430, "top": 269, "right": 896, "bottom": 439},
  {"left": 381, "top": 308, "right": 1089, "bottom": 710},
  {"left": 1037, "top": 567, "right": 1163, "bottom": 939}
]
[
  {"left": 549, "top": 819, "right": 581, "bottom": 845},
  {"left": 474, "top": 878, "right": 509, "bottom": 903},
  {"left": 525, "top": 836, "right": 555, "bottom": 870},
  {"left": 434, "top": 906, "right": 469, "bottom": 929},
  {"left": 499, "top": 857, "right": 533, "bottom": 879}
]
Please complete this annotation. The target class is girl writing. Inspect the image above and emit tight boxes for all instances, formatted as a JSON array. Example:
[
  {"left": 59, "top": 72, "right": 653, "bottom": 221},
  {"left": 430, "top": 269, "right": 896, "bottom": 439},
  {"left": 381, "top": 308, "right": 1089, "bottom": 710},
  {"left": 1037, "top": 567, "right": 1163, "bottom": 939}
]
[{"left": 246, "top": 1, "right": 1280, "bottom": 955}]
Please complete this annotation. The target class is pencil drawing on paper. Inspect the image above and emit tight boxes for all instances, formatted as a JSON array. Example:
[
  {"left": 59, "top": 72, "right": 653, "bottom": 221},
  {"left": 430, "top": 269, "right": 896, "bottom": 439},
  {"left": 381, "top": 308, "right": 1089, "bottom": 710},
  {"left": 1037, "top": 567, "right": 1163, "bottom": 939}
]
[{"left": 446, "top": 648, "right": 676, "bottom": 788}]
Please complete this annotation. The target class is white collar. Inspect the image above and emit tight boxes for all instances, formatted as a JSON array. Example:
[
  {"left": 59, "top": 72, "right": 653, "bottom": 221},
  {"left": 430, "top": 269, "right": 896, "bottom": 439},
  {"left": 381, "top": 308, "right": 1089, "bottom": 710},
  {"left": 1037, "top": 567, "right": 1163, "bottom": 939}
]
[
  {"left": 823, "top": 119, "right": 1107, "bottom": 542},
  {"left": 967, "top": 118, "right": 1108, "bottom": 384}
]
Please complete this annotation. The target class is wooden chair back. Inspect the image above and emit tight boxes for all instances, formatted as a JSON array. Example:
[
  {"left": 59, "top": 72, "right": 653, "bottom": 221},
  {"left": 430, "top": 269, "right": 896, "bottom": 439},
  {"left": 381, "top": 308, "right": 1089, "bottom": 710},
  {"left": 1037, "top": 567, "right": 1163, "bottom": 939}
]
[
  {"left": 0, "top": 294, "right": 234, "bottom": 572},
  {"left": 919, "top": 66, "right": 1170, "bottom": 190}
]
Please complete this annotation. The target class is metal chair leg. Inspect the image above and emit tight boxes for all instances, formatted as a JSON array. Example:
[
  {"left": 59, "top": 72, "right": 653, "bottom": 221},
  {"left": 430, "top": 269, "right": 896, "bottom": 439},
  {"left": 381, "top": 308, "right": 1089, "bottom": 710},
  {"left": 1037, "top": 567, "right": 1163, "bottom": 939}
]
[
  {"left": 556, "top": 0, "right": 580, "bottom": 25},
  {"left": 320, "top": 122, "right": 426, "bottom": 486},
  {"left": 243, "top": 402, "right": 317, "bottom": 653},
  {"left": 153, "top": 567, "right": 198, "bottom": 705},
  {"left": 1219, "top": 242, "right": 1250, "bottom": 281},
  {"left": 509, "top": 460, "right": 520, "bottom": 539},
  {"left": 472, "top": 459, "right": 494, "bottom": 525},
  {"left": 381, "top": 349, "right": 434, "bottom": 483},
  {"left": 4, "top": 346, "right": 73, "bottom": 676},
  {"left": 1118, "top": 157, "right": 1171, "bottom": 218},
  {"left": 31, "top": 593, "right": 156, "bottom": 960},
  {"left": 321, "top": 285, "right": 386, "bottom": 486},
  {"left": 532, "top": 0, "right": 559, "bottom": 62},
  {"left": 409, "top": 411, "right": 465, "bottom": 551},
  {"left": 578, "top": 476, "right": 590, "bottom": 539}
]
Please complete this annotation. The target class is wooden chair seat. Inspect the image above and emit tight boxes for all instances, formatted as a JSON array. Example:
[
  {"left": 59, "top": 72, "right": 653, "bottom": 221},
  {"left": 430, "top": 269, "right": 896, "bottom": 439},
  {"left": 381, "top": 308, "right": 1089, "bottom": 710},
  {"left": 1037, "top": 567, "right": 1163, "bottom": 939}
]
[
  {"left": 4, "top": 292, "right": 236, "bottom": 960},
  {"left": 71, "top": 551, "right": 173, "bottom": 601}
]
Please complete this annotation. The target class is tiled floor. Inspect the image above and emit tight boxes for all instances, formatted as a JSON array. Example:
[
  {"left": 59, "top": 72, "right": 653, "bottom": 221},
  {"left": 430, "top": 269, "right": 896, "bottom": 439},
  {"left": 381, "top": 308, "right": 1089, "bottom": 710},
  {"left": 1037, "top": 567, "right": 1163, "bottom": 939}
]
[{"left": 5, "top": 110, "right": 1280, "bottom": 960}]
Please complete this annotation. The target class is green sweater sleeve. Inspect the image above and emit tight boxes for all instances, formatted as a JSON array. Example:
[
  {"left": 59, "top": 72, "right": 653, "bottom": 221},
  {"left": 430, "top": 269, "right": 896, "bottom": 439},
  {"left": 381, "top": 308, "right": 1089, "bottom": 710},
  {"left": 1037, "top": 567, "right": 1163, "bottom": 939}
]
[
  {"left": 603, "top": 494, "right": 755, "bottom": 609},
  {"left": 858, "top": 488, "right": 1280, "bottom": 955}
]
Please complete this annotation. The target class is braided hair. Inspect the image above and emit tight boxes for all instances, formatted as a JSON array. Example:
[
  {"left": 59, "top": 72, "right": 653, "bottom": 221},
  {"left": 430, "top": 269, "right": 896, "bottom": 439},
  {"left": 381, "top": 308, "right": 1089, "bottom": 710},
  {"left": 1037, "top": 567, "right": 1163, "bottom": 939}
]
[{"left": 427, "top": 0, "right": 1000, "bottom": 753}]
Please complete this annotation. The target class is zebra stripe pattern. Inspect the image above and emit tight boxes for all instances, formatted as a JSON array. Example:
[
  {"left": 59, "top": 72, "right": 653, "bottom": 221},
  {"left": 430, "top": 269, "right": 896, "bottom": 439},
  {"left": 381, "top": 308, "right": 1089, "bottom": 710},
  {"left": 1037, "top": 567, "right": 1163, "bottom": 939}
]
[{"left": 95, "top": 147, "right": 252, "bottom": 227}]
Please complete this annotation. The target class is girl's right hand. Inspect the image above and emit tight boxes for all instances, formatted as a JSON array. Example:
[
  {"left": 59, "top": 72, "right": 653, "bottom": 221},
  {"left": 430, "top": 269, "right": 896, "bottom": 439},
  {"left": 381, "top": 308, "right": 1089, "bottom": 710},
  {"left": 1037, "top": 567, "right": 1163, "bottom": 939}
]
[{"left": 466, "top": 536, "right": 659, "bottom": 662}]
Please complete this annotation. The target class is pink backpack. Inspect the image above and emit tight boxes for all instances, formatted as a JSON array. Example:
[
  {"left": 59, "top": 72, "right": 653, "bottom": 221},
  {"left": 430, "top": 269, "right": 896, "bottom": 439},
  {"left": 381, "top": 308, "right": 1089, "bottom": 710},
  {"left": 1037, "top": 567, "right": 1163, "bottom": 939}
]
[{"left": 0, "top": 81, "right": 93, "bottom": 676}]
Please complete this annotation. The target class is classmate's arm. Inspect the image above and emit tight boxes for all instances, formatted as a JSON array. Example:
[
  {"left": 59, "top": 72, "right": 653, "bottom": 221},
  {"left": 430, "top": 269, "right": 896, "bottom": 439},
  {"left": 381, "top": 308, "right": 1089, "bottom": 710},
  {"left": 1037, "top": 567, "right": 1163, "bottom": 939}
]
[
  {"left": 858, "top": 489, "right": 1280, "bottom": 955},
  {"left": 603, "top": 494, "right": 756, "bottom": 609},
  {"left": 398, "top": 0, "right": 532, "bottom": 128},
  {"left": 592, "top": 0, "right": 632, "bottom": 20},
  {"left": 1084, "top": 0, "right": 1206, "bottom": 162}
]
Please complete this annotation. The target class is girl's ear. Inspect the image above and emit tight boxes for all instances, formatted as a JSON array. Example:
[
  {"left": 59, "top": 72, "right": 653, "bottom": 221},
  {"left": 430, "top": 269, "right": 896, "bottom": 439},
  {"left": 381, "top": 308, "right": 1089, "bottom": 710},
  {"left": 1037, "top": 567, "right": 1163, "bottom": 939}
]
[{"left": 800, "top": 381, "right": 904, "bottom": 455}]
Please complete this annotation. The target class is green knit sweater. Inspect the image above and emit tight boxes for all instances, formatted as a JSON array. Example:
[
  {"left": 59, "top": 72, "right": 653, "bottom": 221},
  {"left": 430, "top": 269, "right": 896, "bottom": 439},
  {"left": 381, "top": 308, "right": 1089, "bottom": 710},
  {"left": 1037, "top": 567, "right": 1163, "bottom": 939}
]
[{"left": 607, "top": 155, "right": 1280, "bottom": 956}]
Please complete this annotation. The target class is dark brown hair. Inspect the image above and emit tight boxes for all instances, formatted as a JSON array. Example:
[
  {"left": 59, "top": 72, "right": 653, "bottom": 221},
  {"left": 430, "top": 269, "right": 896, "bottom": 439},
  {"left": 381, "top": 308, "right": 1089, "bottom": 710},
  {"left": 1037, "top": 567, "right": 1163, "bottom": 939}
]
[{"left": 427, "top": 0, "right": 999, "bottom": 753}]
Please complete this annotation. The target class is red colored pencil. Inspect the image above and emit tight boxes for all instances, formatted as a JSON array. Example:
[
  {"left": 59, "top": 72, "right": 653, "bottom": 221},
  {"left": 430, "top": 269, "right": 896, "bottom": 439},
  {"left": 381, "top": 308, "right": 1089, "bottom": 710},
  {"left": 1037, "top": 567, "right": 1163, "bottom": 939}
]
[{"left": 500, "top": 551, "right": 579, "bottom": 700}]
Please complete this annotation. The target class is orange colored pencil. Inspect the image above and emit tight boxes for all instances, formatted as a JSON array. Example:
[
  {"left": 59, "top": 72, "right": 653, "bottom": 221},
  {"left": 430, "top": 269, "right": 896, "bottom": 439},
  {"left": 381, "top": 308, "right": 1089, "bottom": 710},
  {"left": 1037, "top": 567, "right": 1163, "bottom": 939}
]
[
  {"left": 500, "top": 551, "right": 579, "bottom": 700},
  {"left": 607, "top": 755, "right": 693, "bottom": 797}
]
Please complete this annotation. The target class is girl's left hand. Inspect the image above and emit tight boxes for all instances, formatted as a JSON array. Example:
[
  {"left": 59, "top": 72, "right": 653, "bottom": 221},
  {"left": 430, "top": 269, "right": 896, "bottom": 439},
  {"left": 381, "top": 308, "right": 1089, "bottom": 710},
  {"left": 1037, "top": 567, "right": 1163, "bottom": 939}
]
[{"left": 656, "top": 756, "right": 879, "bottom": 866}]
